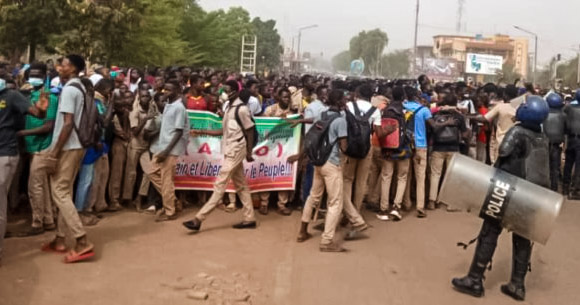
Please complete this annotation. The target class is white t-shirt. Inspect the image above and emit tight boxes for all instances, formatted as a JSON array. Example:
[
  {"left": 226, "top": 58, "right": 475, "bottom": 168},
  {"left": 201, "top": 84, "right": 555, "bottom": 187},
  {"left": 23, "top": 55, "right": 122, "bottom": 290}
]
[
  {"left": 50, "top": 78, "right": 85, "bottom": 151},
  {"left": 346, "top": 100, "right": 381, "bottom": 126},
  {"left": 248, "top": 96, "right": 262, "bottom": 115}
]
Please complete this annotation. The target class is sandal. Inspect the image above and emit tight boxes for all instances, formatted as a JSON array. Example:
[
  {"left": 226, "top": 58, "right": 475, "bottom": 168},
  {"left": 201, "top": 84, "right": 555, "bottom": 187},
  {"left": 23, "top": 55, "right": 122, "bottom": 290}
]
[
  {"left": 41, "top": 240, "right": 67, "bottom": 254},
  {"left": 64, "top": 244, "right": 95, "bottom": 263}
]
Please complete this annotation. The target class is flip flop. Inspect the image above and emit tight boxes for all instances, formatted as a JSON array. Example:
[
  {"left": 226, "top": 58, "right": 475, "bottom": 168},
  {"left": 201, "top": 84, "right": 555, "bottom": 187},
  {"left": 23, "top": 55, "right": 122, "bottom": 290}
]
[
  {"left": 41, "top": 242, "right": 67, "bottom": 254},
  {"left": 64, "top": 249, "right": 95, "bottom": 263}
]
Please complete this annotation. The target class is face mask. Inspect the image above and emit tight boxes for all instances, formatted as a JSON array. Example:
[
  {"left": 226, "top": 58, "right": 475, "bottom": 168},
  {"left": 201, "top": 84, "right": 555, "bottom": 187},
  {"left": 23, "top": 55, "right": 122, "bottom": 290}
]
[
  {"left": 28, "top": 77, "right": 44, "bottom": 87},
  {"left": 0, "top": 78, "right": 5, "bottom": 92}
]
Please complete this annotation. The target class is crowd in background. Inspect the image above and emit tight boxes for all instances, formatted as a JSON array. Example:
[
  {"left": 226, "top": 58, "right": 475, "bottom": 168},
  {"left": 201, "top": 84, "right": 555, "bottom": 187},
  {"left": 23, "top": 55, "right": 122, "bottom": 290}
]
[{"left": 0, "top": 54, "right": 577, "bottom": 260}]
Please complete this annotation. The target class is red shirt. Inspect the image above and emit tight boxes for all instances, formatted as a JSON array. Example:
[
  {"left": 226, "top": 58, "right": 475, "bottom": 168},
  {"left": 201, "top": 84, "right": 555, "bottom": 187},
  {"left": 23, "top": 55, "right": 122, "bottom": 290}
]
[
  {"left": 186, "top": 95, "right": 208, "bottom": 111},
  {"left": 477, "top": 106, "right": 488, "bottom": 143}
]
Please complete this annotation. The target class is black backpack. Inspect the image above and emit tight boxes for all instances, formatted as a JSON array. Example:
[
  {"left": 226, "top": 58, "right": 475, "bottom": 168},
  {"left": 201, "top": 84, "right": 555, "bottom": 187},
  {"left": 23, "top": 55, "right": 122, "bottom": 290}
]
[
  {"left": 235, "top": 103, "right": 259, "bottom": 149},
  {"left": 433, "top": 112, "right": 461, "bottom": 145},
  {"left": 68, "top": 82, "right": 101, "bottom": 148},
  {"left": 304, "top": 110, "right": 341, "bottom": 166},
  {"left": 344, "top": 102, "right": 376, "bottom": 159}
]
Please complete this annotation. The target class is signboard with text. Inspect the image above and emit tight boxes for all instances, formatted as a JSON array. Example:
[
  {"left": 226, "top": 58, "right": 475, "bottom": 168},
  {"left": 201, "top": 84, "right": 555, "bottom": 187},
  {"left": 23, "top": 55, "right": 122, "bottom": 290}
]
[{"left": 465, "top": 53, "right": 503, "bottom": 75}]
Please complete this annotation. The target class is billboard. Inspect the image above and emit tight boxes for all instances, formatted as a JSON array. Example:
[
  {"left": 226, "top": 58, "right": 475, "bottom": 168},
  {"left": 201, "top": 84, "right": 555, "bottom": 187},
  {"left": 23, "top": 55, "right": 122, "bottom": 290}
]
[
  {"left": 415, "top": 57, "right": 461, "bottom": 81},
  {"left": 465, "top": 53, "right": 503, "bottom": 75}
]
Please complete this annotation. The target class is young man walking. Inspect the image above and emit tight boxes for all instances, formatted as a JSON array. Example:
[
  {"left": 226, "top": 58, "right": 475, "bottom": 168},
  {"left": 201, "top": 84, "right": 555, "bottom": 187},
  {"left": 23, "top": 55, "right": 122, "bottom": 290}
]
[{"left": 183, "top": 83, "right": 257, "bottom": 232}]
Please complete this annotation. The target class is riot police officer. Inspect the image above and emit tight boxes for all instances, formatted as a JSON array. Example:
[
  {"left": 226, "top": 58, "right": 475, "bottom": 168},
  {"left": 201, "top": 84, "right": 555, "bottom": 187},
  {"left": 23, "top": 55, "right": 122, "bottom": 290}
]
[
  {"left": 564, "top": 90, "right": 580, "bottom": 199},
  {"left": 451, "top": 95, "right": 550, "bottom": 301},
  {"left": 543, "top": 93, "right": 566, "bottom": 192}
]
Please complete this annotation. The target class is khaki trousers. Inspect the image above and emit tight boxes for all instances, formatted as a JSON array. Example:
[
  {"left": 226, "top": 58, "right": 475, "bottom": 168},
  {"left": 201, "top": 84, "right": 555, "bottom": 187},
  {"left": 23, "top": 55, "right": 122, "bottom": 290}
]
[
  {"left": 380, "top": 158, "right": 410, "bottom": 211},
  {"left": 365, "top": 146, "right": 383, "bottom": 204},
  {"left": 28, "top": 152, "right": 55, "bottom": 228},
  {"left": 476, "top": 142, "right": 487, "bottom": 162},
  {"left": 490, "top": 136, "right": 499, "bottom": 163},
  {"left": 122, "top": 144, "right": 151, "bottom": 200},
  {"left": 259, "top": 191, "right": 291, "bottom": 209},
  {"left": 342, "top": 149, "right": 373, "bottom": 211},
  {"left": 0, "top": 156, "right": 19, "bottom": 259},
  {"left": 404, "top": 148, "right": 428, "bottom": 210},
  {"left": 196, "top": 148, "right": 255, "bottom": 222},
  {"left": 87, "top": 154, "right": 110, "bottom": 212},
  {"left": 50, "top": 149, "right": 86, "bottom": 239},
  {"left": 429, "top": 151, "right": 455, "bottom": 202},
  {"left": 109, "top": 139, "right": 128, "bottom": 205},
  {"left": 148, "top": 155, "right": 178, "bottom": 216},
  {"left": 301, "top": 162, "right": 344, "bottom": 244}
]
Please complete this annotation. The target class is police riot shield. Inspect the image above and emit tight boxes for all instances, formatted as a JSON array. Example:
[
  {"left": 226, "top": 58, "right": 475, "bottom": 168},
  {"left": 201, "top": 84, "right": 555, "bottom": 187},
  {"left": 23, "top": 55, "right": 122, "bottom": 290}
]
[{"left": 437, "top": 154, "right": 563, "bottom": 245}]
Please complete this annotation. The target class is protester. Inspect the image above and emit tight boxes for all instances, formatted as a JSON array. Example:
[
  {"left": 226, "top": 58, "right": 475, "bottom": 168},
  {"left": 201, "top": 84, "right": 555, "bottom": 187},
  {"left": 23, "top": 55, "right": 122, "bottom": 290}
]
[
  {"left": 108, "top": 91, "right": 133, "bottom": 211},
  {"left": 147, "top": 80, "right": 189, "bottom": 222},
  {"left": 42, "top": 54, "right": 95, "bottom": 263},
  {"left": 182, "top": 84, "right": 257, "bottom": 232},
  {"left": 123, "top": 89, "right": 154, "bottom": 210},
  {"left": 0, "top": 70, "right": 49, "bottom": 263}
]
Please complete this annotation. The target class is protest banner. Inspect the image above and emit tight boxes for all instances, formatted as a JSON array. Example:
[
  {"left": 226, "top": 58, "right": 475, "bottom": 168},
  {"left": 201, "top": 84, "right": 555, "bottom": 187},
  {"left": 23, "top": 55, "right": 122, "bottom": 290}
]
[{"left": 174, "top": 110, "right": 301, "bottom": 192}]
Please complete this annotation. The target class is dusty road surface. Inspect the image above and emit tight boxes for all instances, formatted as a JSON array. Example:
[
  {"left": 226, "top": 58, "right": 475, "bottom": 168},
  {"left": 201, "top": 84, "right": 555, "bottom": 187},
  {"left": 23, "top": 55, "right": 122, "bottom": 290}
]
[{"left": 1, "top": 201, "right": 578, "bottom": 305}]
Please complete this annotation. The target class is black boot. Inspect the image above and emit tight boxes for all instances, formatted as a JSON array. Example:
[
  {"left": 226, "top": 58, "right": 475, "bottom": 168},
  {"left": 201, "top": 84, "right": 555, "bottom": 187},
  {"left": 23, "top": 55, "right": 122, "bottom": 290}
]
[
  {"left": 452, "top": 220, "right": 502, "bottom": 298},
  {"left": 501, "top": 234, "right": 531, "bottom": 301},
  {"left": 452, "top": 259, "right": 486, "bottom": 297}
]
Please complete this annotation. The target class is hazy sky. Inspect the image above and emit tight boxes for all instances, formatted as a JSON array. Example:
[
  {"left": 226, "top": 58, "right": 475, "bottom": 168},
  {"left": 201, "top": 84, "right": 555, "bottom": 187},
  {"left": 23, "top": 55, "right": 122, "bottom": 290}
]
[{"left": 199, "top": 0, "right": 580, "bottom": 65}]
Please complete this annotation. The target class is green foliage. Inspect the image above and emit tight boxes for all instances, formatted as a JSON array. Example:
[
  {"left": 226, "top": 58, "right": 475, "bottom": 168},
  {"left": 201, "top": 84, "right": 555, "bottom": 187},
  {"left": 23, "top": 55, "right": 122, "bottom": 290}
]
[
  {"left": 252, "top": 17, "right": 282, "bottom": 71},
  {"left": 380, "top": 50, "right": 410, "bottom": 78},
  {"left": 331, "top": 50, "right": 351, "bottom": 72},
  {"left": 0, "top": 0, "right": 283, "bottom": 70},
  {"left": 349, "top": 29, "right": 388, "bottom": 75}
]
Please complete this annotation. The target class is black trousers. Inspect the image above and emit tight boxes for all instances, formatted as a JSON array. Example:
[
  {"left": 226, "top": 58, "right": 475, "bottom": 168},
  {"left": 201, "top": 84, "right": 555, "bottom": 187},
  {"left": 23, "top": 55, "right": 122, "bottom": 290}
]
[
  {"left": 549, "top": 143, "right": 562, "bottom": 192},
  {"left": 564, "top": 137, "right": 580, "bottom": 190},
  {"left": 469, "top": 219, "right": 532, "bottom": 283}
]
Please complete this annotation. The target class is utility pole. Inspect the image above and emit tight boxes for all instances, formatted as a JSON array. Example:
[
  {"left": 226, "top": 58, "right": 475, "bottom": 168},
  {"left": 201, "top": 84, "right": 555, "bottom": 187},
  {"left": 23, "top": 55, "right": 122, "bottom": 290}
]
[
  {"left": 577, "top": 44, "right": 580, "bottom": 85},
  {"left": 413, "top": 0, "right": 420, "bottom": 77},
  {"left": 296, "top": 24, "right": 318, "bottom": 73},
  {"left": 456, "top": 0, "right": 465, "bottom": 33}
]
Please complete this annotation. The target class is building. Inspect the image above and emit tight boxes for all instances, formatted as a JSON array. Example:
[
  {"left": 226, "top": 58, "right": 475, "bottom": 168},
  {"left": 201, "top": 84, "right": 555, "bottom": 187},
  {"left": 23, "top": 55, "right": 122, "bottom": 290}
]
[{"left": 432, "top": 34, "right": 529, "bottom": 78}]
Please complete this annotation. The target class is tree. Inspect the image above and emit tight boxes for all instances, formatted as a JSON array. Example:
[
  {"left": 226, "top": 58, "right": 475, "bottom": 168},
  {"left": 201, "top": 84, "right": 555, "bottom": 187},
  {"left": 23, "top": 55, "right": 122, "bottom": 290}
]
[
  {"left": 380, "top": 50, "right": 410, "bottom": 78},
  {"left": 331, "top": 50, "right": 351, "bottom": 72},
  {"left": 349, "top": 29, "right": 388, "bottom": 76},
  {"left": 495, "top": 63, "right": 521, "bottom": 85},
  {"left": 251, "top": 17, "right": 282, "bottom": 72},
  {"left": 0, "top": 0, "right": 68, "bottom": 63}
]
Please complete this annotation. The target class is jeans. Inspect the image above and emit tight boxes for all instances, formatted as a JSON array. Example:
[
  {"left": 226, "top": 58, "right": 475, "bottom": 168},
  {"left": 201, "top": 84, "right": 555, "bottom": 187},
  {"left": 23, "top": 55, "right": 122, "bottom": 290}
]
[
  {"left": 549, "top": 143, "right": 562, "bottom": 192},
  {"left": 301, "top": 161, "right": 314, "bottom": 203},
  {"left": 75, "top": 163, "right": 95, "bottom": 211}
]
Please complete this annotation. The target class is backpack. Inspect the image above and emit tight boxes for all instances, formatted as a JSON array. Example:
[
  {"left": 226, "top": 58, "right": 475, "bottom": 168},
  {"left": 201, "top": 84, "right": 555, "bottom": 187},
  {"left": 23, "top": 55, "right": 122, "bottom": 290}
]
[
  {"left": 304, "top": 110, "right": 341, "bottom": 166},
  {"left": 433, "top": 112, "right": 461, "bottom": 145},
  {"left": 234, "top": 103, "right": 259, "bottom": 149},
  {"left": 403, "top": 105, "right": 425, "bottom": 150},
  {"left": 68, "top": 83, "right": 101, "bottom": 148},
  {"left": 344, "top": 102, "right": 376, "bottom": 159},
  {"left": 380, "top": 103, "right": 408, "bottom": 150}
]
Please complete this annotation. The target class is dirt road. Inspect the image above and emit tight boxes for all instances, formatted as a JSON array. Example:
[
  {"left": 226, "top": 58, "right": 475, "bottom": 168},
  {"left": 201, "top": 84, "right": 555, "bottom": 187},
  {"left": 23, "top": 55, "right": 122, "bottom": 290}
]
[{"left": 1, "top": 201, "right": 578, "bottom": 305}]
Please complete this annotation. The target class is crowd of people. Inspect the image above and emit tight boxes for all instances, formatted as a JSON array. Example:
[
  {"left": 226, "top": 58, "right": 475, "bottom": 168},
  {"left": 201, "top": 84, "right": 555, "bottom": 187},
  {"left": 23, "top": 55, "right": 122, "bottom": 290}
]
[{"left": 0, "top": 55, "right": 576, "bottom": 271}]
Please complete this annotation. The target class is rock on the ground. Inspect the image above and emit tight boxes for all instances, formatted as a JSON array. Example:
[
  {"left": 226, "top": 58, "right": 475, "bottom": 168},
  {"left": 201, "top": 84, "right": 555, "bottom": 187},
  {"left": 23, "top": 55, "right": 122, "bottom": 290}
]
[{"left": 187, "top": 290, "right": 209, "bottom": 300}]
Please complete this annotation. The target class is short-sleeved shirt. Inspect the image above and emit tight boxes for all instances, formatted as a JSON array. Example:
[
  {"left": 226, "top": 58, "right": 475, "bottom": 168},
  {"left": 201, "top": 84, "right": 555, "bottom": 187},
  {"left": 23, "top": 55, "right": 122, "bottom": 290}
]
[
  {"left": 24, "top": 90, "right": 59, "bottom": 153},
  {"left": 248, "top": 96, "right": 262, "bottom": 116},
  {"left": 313, "top": 110, "right": 347, "bottom": 167},
  {"left": 346, "top": 100, "right": 381, "bottom": 127},
  {"left": 129, "top": 107, "right": 150, "bottom": 149},
  {"left": 151, "top": 99, "right": 189, "bottom": 156},
  {"left": 0, "top": 89, "right": 31, "bottom": 156},
  {"left": 263, "top": 103, "right": 294, "bottom": 118},
  {"left": 186, "top": 95, "right": 208, "bottom": 111},
  {"left": 146, "top": 115, "right": 162, "bottom": 154},
  {"left": 304, "top": 100, "right": 328, "bottom": 133},
  {"left": 223, "top": 99, "right": 255, "bottom": 153},
  {"left": 485, "top": 102, "right": 516, "bottom": 145},
  {"left": 50, "top": 78, "right": 85, "bottom": 151},
  {"left": 403, "top": 101, "right": 432, "bottom": 149}
]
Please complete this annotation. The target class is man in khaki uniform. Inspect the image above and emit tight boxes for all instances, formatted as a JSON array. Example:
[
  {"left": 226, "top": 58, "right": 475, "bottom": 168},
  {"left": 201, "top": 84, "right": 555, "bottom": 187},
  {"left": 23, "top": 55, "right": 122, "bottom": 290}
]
[
  {"left": 108, "top": 91, "right": 133, "bottom": 211},
  {"left": 183, "top": 82, "right": 257, "bottom": 232},
  {"left": 123, "top": 89, "right": 154, "bottom": 210},
  {"left": 257, "top": 88, "right": 295, "bottom": 216}
]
